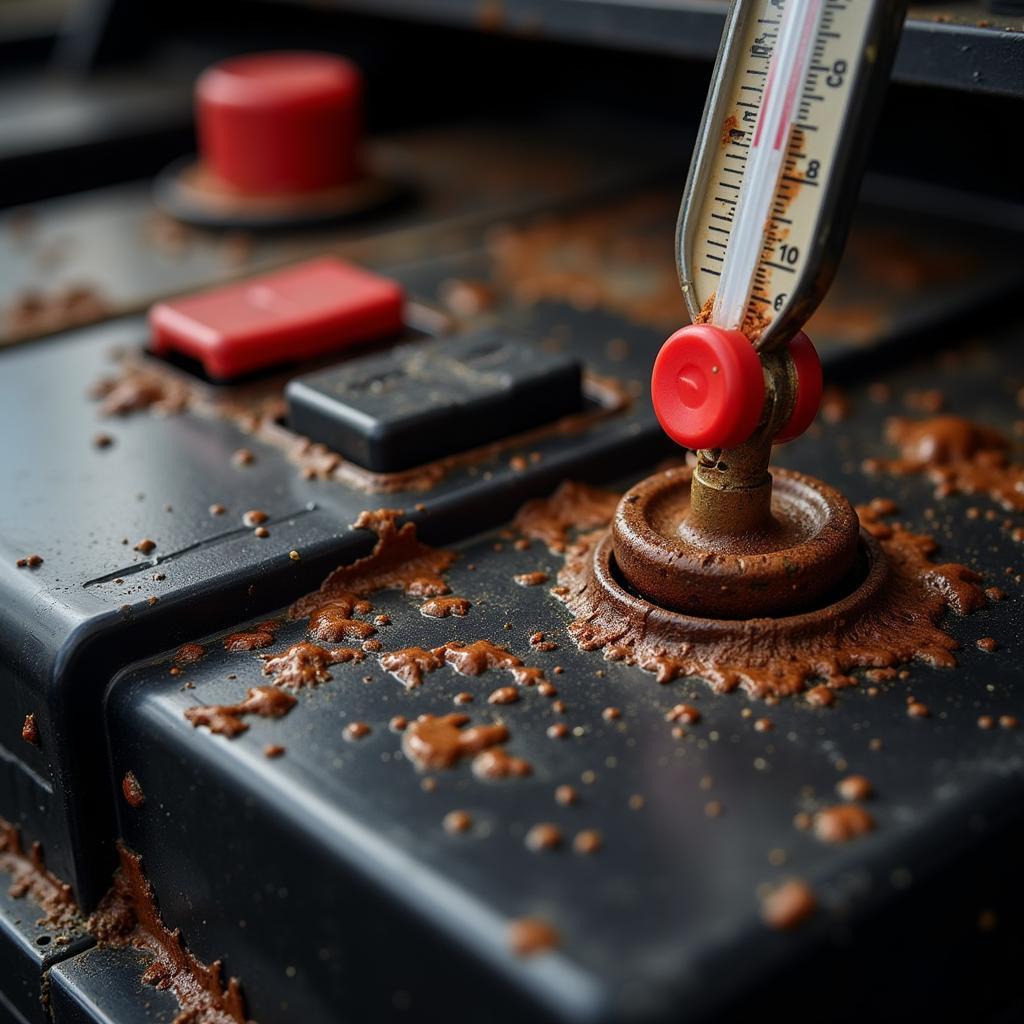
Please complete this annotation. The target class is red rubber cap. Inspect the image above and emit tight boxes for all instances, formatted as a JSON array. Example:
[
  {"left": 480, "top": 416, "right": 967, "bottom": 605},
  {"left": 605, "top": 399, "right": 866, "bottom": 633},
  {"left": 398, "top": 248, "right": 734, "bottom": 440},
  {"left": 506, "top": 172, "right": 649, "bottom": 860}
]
[
  {"left": 196, "top": 52, "right": 363, "bottom": 196},
  {"left": 651, "top": 324, "right": 765, "bottom": 450},
  {"left": 149, "top": 256, "right": 404, "bottom": 380},
  {"left": 774, "top": 331, "right": 823, "bottom": 444}
]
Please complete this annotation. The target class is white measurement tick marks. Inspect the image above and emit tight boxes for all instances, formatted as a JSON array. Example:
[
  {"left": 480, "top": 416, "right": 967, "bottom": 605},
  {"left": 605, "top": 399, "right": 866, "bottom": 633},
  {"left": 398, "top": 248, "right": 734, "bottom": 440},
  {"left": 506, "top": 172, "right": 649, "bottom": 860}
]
[{"left": 678, "top": 0, "right": 909, "bottom": 350}]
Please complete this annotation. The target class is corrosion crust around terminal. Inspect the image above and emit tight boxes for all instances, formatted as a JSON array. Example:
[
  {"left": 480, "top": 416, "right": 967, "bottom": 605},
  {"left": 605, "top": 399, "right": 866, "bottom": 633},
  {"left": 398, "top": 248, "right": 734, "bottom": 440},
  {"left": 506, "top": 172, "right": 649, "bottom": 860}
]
[
  {"left": 543, "top": 478, "right": 986, "bottom": 698},
  {"left": 613, "top": 466, "right": 860, "bottom": 618}
]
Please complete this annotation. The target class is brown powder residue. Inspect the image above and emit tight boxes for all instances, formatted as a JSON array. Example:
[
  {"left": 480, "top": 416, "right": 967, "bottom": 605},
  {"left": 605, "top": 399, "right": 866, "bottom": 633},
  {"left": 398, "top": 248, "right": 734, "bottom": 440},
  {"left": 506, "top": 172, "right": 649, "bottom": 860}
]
[
  {"left": 378, "top": 647, "right": 443, "bottom": 689},
  {"left": 122, "top": 772, "right": 145, "bottom": 808},
  {"left": 443, "top": 810, "right": 473, "bottom": 835},
  {"left": 380, "top": 640, "right": 548, "bottom": 690},
  {"left": 309, "top": 612, "right": 375, "bottom": 642},
  {"left": 91, "top": 365, "right": 188, "bottom": 417},
  {"left": 836, "top": 775, "right": 873, "bottom": 801},
  {"left": 486, "top": 195, "right": 686, "bottom": 327},
  {"left": 507, "top": 917, "right": 560, "bottom": 957},
  {"left": 437, "top": 641, "right": 547, "bottom": 686},
  {"left": 420, "top": 596, "right": 471, "bottom": 618},
  {"left": 865, "top": 416, "right": 1024, "bottom": 515},
  {"left": 693, "top": 290, "right": 771, "bottom": 343},
  {"left": 525, "top": 823, "right": 563, "bottom": 851},
  {"left": 488, "top": 686, "right": 520, "bottom": 705},
  {"left": 21, "top": 713, "right": 38, "bottom": 745},
  {"left": 530, "top": 633, "right": 557, "bottom": 652},
  {"left": 184, "top": 686, "right": 297, "bottom": 737},
  {"left": 472, "top": 747, "right": 533, "bottom": 780},
  {"left": 805, "top": 303, "right": 885, "bottom": 347},
  {"left": 761, "top": 879, "right": 817, "bottom": 931},
  {"left": 572, "top": 829, "right": 603, "bottom": 855},
  {"left": 6, "top": 284, "right": 110, "bottom": 342},
  {"left": 813, "top": 804, "right": 876, "bottom": 844},
  {"left": 514, "top": 481, "right": 620, "bottom": 553},
  {"left": 549, "top": 482, "right": 986, "bottom": 698},
  {"left": 804, "top": 685, "right": 836, "bottom": 707},
  {"left": 555, "top": 784, "right": 579, "bottom": 806},
  {"left": 174, "top": 643, "right": 205, "bottom": 665},
  {"left": 291, "top": 509, "right": 455, "bottom": 619},
  {"left": 401, "top": 714, "right": 509, "bottom": 771},
  {"left": 693, "top": 293, "right": 715, "bottom": 325},
  {"left": 260, "top": 642, "right": 364, "bottom": 689},
  {"left": 665, "top": 704, "right": 701, "bottom": 725},
  {"left": 186, "top": 639, "right": 363, "bottom": 745},
  {"left": 88, "top": 844, "right": 246, "bottom": 1024},
  {"left": 514, "top": 571, "right": 549, "bottom": 587},
  {"left": 0, "top": 817, "right": 79, "bottom": 931},
  {"left": 307, "top": 594, "right": 375, "bottom": 642},
  {"left": 885, "top": 416, "right": 1007, "bottom": 463},
  {"left": 820, "top": 387, "right": 852, "bottom": 424},
  {"left": 720, "top": 113, "right": 740, "bottom": 149},
  {"left": 223, "top": 621, "right": 278, "bottom": 652},
  {"left": 438, "top": 278, "right": 496, "bottom": 318},
  {"left": 847, "top": 228, "right": 978, "bottom": 294},
  {"left": 741, "top": 306, "right": 773, "bottom": 345}
]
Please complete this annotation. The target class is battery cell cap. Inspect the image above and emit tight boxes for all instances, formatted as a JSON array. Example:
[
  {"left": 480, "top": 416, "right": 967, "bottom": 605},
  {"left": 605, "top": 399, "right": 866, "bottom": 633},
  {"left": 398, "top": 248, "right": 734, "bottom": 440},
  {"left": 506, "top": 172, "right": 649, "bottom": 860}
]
[
  {"left": 196, "top": 52, "right": 364, "bottom": 195},
  {"left": 285, "top": 330, "right": 582, "bottom": 472},
  {"left": 149, "top": 257, "right": 405, "bottom": 380},
  {"left": 651, "top": 324, "right": 764, "bottom": 450}
]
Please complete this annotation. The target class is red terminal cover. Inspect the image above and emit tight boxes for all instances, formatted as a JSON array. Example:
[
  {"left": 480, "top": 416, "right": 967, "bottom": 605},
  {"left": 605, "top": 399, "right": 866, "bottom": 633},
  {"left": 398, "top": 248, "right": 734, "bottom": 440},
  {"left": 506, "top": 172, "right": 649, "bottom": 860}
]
[
  {"left": 196, "top": 52, "right": 364, "bottom": 195},
  {"left": 773, "top": 331, "right": 822, "bottom": 444},
  {"left": 149, "top": 256, "right": 405, "bottom": 380}
]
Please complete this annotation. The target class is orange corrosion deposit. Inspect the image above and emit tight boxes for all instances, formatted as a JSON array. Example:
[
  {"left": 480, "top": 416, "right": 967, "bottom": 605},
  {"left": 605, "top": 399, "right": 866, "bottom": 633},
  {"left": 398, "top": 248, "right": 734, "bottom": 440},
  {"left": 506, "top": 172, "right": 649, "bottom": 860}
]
[{"left": 527, "top": 481, "right": 986, "bottom": 698}]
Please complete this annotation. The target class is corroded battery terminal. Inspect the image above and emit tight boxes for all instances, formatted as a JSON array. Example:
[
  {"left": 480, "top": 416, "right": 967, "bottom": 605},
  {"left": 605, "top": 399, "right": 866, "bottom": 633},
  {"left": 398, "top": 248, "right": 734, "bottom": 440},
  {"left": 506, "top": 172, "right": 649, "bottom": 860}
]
[{"left": 631, "top": 0, "right": 908, "bottom": 619}]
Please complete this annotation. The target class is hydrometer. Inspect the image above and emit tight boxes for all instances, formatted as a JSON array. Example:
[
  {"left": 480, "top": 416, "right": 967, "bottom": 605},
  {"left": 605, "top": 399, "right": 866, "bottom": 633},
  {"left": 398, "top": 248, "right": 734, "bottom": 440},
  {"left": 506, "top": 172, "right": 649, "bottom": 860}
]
[{"left": 654, "top": 0, "right": 908, "bottom": 455}]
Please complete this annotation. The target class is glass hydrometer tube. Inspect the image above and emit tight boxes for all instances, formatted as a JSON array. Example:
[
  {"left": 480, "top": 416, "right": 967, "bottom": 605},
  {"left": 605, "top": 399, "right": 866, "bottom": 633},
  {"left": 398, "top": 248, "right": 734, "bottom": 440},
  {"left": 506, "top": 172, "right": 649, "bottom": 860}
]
[
  {"left": 656, "top": 0, "right": 909, "bottom": 452},
  {"left": 711, "top": 0, "right": 826, "bottom": 340},
  {"left": 676, "top": 0, "right": 909, "bottom": 357}
]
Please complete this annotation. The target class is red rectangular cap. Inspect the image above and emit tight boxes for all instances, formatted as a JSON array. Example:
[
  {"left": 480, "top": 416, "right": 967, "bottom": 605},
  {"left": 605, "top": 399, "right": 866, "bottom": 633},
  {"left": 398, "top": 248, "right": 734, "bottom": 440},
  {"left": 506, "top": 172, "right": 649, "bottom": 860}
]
[{"left": 149, "top": 256, "right": 404, "bottom": 380}]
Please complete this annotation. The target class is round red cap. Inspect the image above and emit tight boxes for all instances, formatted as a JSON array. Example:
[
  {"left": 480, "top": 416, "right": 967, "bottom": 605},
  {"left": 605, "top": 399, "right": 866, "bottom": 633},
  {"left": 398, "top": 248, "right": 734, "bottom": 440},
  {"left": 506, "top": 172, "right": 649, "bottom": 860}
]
[
  {"left": 196, "top": 52, "right": 363, "bottom": 196},
  {"left": 651, "top": 323, "right": 765, "bottom": 450},
  {"left": 774, "top": 331, "right": 823, "bottom": 444}
]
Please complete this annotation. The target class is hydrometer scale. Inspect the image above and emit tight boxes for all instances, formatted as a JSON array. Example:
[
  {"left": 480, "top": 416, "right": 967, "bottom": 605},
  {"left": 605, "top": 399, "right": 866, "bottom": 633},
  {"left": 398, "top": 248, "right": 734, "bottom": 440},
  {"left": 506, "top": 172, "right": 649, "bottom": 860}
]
[{"left": 655, "top": 0, "right": 908, "bottom": 454}]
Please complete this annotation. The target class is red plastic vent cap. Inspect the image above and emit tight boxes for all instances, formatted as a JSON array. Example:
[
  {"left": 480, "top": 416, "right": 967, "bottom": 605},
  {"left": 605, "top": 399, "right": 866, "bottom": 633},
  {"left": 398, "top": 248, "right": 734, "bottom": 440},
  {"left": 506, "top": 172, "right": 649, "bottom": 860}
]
[
  {"left": 196, "top": 51, "right": 364, "bottom": 195},
  {"left": 651, "top": 323, "right": 765, "bottom": 450},
  {"left": 774, "top": 331, "right": 822, "bottom": 444}
]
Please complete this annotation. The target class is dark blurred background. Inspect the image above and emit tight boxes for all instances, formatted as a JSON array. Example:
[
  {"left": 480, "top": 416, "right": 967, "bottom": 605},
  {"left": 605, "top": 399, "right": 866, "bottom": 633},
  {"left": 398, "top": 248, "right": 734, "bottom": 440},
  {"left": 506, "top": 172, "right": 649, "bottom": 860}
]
[{"left": 1, "top": 0, "right": 1022, "bottom": 209}]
